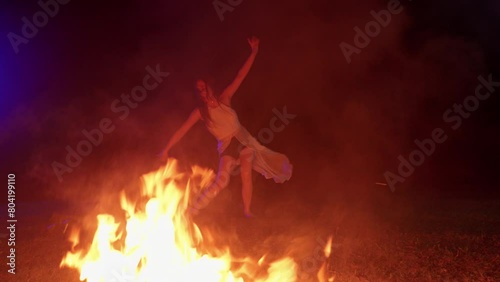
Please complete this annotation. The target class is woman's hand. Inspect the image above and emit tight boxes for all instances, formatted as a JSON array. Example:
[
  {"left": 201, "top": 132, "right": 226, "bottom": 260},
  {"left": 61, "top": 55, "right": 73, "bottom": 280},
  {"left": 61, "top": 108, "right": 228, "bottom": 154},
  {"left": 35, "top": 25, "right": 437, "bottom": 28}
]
[{"left": 248, "top": 36, "right": 260, "bottom": 52}]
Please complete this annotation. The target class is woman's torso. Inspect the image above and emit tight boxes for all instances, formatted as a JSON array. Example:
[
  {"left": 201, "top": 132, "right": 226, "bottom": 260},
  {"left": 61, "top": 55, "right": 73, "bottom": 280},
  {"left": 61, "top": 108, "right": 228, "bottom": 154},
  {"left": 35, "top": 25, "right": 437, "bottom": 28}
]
[{"left": 205, "top": 102, "right": 241, "bottom": 141}]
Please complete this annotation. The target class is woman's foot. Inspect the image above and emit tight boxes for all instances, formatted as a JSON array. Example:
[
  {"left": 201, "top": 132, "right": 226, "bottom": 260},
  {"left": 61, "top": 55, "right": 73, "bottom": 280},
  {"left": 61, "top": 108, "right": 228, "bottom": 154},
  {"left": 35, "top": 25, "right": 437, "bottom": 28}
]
[{"left": 244, "top": 210, "right": 255, "bottom": 218}]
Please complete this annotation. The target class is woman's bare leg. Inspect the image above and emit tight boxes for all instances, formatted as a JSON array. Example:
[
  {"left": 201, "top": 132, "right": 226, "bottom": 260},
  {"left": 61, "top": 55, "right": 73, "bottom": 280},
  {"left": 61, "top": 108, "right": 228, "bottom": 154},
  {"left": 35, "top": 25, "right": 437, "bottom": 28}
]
[
  {"left": 239, "top": 147, "right": 255, "bottom": 217},
  {"left": 191, "top": 156, "right": 236, "bottom": 213}
]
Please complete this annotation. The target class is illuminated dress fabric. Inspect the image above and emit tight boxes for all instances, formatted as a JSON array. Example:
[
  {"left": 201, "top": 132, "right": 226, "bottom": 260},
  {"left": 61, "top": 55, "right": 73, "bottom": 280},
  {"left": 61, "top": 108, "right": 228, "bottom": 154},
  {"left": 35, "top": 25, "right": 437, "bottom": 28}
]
[{"left": 206, "top": 103, "right": 292, "bottom": 183}]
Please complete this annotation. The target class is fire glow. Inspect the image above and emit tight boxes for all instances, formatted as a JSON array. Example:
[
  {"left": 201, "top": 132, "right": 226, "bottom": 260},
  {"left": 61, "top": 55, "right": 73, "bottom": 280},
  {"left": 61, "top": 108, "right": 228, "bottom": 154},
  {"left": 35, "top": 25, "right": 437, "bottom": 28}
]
[{"left": 60, "top": 159, "right": 333, "bottom": 281}]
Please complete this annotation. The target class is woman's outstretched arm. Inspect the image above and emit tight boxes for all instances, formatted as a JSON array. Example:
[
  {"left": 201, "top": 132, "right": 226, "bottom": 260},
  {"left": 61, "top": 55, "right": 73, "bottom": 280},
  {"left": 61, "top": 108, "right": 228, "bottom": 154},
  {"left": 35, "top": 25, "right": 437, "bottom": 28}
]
[
  {"left": 161, "top": 109, "right": 201, "bottom": 159},
  {"left": 220, "top": 36, "right": 260, "bottom": 104}
]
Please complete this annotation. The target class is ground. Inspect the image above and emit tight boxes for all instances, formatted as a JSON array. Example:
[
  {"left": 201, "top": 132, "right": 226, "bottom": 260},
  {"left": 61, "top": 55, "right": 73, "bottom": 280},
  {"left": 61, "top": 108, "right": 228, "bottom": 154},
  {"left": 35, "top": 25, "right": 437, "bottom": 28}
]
[{"left": 1, "top": 183, "right": 499, "bottom": 282}]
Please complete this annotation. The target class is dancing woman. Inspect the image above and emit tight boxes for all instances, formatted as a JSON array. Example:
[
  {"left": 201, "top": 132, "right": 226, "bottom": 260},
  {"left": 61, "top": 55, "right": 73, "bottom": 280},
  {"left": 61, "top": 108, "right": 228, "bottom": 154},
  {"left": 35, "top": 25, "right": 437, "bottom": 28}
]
[{"left": 161, "top": 36, "right": 292, "bottom": 217}]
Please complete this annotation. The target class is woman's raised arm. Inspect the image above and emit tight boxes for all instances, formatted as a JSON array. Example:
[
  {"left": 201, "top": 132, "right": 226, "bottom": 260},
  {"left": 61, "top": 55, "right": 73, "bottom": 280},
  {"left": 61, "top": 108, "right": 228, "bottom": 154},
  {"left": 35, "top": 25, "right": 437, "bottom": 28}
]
[{"left": 220, "top": 36, "right": 260, "bottom": 104}]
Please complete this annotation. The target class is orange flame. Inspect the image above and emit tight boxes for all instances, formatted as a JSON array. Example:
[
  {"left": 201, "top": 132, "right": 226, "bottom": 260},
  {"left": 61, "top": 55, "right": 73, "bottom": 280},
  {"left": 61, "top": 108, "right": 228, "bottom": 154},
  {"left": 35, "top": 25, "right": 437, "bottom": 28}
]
[
  {"left": 317, "top": 236, "right": 335, "bottom": 282},
  {"left": 60, "top": 159, "right": 298, "bottom": 281}
]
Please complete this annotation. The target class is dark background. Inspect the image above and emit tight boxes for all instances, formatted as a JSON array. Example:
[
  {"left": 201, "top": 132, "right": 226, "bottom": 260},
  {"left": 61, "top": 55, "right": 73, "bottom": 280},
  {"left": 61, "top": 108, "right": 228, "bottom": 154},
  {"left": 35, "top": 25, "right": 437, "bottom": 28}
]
[{"left": 1, "top": 0, "right": 499, "bottom": 208}]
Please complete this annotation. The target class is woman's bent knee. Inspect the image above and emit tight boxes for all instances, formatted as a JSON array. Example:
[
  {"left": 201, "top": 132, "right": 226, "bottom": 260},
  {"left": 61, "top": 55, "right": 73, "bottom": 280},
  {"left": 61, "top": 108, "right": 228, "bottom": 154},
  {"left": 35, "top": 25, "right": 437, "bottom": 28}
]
[{"left": 239, "top": 147, "right": 255, "bottom": 163}]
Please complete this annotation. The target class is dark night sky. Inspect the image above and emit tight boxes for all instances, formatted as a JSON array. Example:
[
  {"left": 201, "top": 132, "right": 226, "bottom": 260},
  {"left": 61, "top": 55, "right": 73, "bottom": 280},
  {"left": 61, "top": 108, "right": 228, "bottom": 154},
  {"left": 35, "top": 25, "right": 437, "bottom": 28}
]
[{"left": 1, "top": 0, "right": 499, "bottom": 205}]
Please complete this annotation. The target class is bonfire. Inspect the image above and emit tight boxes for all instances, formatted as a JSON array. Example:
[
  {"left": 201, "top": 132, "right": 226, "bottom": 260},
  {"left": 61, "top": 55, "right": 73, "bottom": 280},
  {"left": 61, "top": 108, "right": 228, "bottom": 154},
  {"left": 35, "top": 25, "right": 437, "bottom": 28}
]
[{"left": 60, "top": 159, "right": 333, "bottom": 282}]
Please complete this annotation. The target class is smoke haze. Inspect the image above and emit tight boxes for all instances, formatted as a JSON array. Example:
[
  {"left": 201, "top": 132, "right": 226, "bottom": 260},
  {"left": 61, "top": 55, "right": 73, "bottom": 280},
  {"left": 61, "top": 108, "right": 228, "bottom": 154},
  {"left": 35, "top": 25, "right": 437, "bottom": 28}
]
[{"left": 1, "top": 0, "right": 499, "bottom": 213}]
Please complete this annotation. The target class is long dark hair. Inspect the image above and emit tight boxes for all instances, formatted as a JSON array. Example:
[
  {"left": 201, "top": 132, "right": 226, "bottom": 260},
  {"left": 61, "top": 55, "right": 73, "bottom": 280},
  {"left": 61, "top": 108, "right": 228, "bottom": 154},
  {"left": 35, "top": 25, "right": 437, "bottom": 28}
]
[
  {"left": 195, "top": 78, "right": 216, "bottom": 124},
  {"left": 198, "top": 99, "right": 211, "bottom": 124}
]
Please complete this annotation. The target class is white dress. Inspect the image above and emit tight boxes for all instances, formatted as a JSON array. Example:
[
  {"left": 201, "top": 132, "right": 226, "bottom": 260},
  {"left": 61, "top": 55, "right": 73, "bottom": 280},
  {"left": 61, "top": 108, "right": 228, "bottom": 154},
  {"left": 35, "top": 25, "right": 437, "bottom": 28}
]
[{"left": 206, "top": 103, "right": 293, "bottom": 183}]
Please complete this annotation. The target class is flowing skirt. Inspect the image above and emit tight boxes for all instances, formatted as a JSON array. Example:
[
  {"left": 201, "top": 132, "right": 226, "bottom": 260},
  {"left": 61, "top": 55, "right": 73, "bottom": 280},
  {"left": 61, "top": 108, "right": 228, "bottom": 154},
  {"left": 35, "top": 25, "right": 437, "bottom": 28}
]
[{"left": 217, "top": 126, "right": 293, "bottom": 183}]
